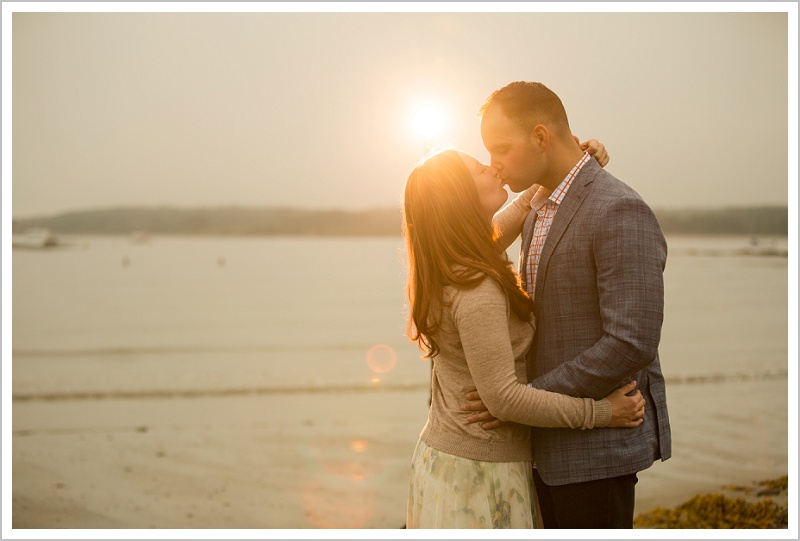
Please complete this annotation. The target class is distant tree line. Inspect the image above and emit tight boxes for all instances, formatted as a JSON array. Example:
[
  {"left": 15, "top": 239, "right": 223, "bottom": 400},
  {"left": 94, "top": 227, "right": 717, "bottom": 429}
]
[
  {"left": 12, "top": 205, "right": 788, "bottom": 237},
  {"left": 12, "top": 206, "right": 402, "bottom": 237},
  {"left": 651, "top": 206, "right": 788, "bottom": 236}
]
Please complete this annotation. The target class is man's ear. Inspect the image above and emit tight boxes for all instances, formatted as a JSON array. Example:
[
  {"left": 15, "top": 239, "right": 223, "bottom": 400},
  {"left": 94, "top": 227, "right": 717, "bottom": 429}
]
[{"left": 530, "top": 124, "right": 548, "bottom": 149}]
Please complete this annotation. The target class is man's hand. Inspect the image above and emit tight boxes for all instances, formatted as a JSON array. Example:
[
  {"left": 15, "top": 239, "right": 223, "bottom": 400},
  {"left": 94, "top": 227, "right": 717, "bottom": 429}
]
[
  {"left": 460, "top": 390, "right": 503, "bottom": 430},
  {"left": 606, "top": 381, "right": 646, "bottom": 428},
  {"left": 574, "top": 136, "right": 610, "bottom": 167}
]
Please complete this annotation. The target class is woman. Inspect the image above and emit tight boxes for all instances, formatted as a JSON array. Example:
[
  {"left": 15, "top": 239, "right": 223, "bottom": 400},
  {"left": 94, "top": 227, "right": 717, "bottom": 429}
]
[{"left": 402, "top": 148, "right": 645, "bottom": 529}]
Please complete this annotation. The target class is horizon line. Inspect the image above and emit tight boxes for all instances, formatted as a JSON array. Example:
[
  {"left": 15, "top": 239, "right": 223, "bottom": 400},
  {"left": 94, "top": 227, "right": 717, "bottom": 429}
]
[{"left": 11, "top": 202, "right": 792, "bottom": 221}]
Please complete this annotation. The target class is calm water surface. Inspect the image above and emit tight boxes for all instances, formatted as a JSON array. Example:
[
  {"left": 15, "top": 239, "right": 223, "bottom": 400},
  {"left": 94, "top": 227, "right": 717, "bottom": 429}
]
[{"left": 11, "top": 235, "right": 789, "bottom": 395}]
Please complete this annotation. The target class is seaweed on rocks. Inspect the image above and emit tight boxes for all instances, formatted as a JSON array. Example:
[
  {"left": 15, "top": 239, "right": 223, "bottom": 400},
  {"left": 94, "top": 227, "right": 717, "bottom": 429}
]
[{"left": 634, "top": 476, "right": 789, "bottom": 529}]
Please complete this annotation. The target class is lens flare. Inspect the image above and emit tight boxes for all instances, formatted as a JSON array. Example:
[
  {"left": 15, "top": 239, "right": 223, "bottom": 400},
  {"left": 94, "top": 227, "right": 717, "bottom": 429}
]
[
  {"left": 350, "top": 439, "right": 367, "bottom": 453},
  {"left": 366, "top": 344, "right": 397, "bottom": 374},
  {"left": 301, "top": 480, "right": 375, "bottom": 528}
]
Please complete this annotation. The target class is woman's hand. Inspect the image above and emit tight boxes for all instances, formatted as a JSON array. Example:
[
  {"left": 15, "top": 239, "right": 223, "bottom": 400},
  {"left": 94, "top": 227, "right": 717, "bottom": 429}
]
[
  {"left": 573, "top": 136, "right": 610, "bottom": 167},
  {"left": 606, "top": 381, "right": 645, "bottom": 428}
]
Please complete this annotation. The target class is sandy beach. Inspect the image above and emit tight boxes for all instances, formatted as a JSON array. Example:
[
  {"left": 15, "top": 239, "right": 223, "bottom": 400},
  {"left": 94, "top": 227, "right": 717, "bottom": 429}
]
[
  {"left": 10, "top": 375, "right": 789, "bottom": 531},
  {"left": 8, "top": 235, "right": 792, "bottom": 533}
]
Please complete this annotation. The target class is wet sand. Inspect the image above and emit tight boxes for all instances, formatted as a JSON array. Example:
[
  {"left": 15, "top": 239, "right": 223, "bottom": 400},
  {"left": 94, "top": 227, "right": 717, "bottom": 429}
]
[{"left": 10, "top": 375, "right": 790, "bottom": 532}]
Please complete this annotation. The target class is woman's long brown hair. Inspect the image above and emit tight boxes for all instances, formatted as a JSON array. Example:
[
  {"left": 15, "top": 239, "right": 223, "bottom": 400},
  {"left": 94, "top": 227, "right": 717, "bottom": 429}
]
[{"left": 402, "top": 149, "right": 532, "bottom": 359}]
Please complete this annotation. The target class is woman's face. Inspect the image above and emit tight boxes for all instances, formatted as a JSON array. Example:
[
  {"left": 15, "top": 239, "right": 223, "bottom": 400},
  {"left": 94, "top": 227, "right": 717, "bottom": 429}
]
[{"left": 457, "top": 152, "right": 508, "bottom": 216}]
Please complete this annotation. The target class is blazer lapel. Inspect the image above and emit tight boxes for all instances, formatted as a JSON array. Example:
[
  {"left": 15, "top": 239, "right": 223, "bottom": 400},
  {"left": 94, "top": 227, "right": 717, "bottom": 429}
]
[
  {"left": 533, "top": 159, "right": 600, "bottom": 308},
  {"left": 519, "top": 207, "right": 537, "bottom": 286}
]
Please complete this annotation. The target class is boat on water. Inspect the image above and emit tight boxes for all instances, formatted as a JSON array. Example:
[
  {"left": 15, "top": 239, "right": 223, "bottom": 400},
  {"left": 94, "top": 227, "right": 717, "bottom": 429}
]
[{"left": 12, "top": 228, "right": 61, "bottom": 249}]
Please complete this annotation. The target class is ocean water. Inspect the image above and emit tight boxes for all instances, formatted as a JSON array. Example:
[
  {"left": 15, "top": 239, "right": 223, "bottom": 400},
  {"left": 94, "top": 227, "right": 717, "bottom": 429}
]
[{"left": 10, "top": 234, "right": 790, "bottom": 397}]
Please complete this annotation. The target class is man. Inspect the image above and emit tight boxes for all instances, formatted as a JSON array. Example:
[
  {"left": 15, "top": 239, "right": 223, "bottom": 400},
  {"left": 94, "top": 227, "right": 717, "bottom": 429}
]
[{"left": 462, "top": 81, "right": 671, "bottom": 528}]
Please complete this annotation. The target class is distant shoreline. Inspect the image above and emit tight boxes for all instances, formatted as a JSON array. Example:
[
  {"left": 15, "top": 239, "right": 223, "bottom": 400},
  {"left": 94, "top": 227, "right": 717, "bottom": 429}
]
[{"left": 11, "top": 204, "right": 789, "bottom": 237}]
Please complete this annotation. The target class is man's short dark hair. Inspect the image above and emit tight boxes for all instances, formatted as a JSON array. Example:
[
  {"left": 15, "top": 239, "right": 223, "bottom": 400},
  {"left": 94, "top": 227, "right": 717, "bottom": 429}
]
[{"left": 479, "top": 81, "right": 571, "bottom": 136}]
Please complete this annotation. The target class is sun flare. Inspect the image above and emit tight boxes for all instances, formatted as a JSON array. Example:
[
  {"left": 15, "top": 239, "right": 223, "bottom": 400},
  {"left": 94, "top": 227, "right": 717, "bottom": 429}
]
[{"left": 411, "top": 103, "right": 445, "bottom": 141}]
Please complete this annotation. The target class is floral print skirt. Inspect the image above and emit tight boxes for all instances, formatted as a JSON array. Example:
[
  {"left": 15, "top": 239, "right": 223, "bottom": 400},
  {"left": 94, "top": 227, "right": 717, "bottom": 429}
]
[{"left": 406, "top": 439, "right": 539, "bottom": 529}]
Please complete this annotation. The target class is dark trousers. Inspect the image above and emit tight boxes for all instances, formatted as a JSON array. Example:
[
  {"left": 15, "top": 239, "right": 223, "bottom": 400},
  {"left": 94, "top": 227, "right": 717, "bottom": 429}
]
[{"left": 532, "top": 468, "right": 638, "bottom": 529}]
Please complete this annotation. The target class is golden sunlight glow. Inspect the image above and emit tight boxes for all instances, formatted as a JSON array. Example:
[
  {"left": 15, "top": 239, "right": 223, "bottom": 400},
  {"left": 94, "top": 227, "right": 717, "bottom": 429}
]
[{"left": 412, "top": 103, "right": 445, "bottom": 140}]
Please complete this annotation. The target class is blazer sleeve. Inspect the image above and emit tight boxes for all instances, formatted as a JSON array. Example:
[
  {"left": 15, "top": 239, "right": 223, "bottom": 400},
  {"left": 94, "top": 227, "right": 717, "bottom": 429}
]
[
  {"left": 452, "top": 278, "right": 612, "bottom": 429},
  {"left": 493, "top": 184, "right": 539, "bottom": 251},
  {"left": 528, "top": 195, "right": 667, "bottom": 399}
]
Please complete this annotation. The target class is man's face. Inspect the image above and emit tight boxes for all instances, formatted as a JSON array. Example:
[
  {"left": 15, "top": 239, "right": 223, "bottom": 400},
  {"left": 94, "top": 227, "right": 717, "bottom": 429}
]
[{"left": 480, "top": 107, "right": 544, "bottom": 193}]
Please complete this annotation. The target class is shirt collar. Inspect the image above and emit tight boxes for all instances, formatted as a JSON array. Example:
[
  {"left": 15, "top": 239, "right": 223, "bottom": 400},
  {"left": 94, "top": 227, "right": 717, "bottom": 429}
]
[{"left": 548, "top": 151, "right": 591, "bottom": 206}]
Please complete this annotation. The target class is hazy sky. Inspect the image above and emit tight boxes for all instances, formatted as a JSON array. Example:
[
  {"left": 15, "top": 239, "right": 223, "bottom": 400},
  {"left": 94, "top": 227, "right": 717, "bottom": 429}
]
[{"left": 6, "top": 5, "right": 793, "bottom": 218}]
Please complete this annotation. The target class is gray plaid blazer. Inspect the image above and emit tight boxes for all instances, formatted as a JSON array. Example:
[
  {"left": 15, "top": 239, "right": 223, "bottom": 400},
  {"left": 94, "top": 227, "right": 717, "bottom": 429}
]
[{"left": 521, "top": 157, "right": 671, "bottom": 486}]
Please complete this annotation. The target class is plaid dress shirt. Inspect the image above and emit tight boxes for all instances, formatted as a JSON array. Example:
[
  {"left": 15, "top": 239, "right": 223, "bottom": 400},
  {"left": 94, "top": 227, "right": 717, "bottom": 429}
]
[{"left": 525, "top": 152, "right": 591, "bottom": 300}]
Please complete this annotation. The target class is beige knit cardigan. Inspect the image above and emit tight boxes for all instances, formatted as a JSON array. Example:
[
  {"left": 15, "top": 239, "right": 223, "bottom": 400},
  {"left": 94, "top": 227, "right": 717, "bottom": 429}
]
[{"left": 418, "top": 186, "right": 613, "bottom": 462}]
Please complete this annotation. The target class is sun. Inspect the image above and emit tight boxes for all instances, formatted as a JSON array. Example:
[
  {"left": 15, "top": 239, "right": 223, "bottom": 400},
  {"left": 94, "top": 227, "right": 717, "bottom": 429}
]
[{"left": 411, "top": 103, "right": 445, "bottom": 141}]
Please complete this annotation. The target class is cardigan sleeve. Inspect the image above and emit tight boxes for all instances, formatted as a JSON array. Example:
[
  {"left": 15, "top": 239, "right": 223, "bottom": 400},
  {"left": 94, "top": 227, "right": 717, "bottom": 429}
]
[
  {"left": 493, "top": 184, "right": 539, "bottom": 251},
  {"left": 451, "top": 277, "right": 612, "bottom": 429}
]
